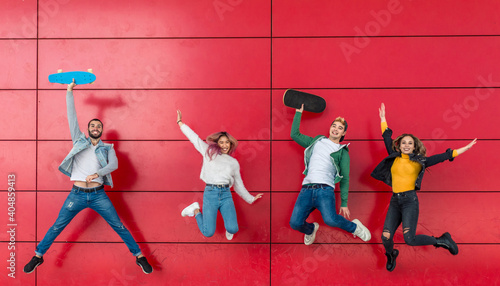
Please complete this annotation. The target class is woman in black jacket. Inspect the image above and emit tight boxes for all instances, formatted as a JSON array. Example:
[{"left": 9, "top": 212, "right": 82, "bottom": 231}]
[{"left": 371, "top": 103, "right": 476, "bottom": 272}]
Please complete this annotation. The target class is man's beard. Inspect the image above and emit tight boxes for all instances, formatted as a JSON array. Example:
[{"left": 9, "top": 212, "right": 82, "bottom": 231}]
[{"left": 89, "top": 130, "right": 102, "bottom": 139}]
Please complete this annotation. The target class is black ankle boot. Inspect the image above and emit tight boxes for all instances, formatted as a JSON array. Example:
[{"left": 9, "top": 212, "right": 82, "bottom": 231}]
[
  {"left": 434, "top": 232, "right": 459, "bottom": 255},
  {"left": 385, "top": 249, "right": 399, "bottom": 272}
]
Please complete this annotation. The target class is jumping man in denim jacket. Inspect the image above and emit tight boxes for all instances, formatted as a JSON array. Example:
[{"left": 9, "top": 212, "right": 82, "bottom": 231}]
[
  {"left": 23, "top": 80, "right": 153, "bottom": 274},
  {"left": 289, "top": 104, "right": 371, "bottom": 245}
]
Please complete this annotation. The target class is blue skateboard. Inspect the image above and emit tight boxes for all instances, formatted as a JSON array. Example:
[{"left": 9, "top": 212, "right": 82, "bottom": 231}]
[{"left": 48, "top": 69, "right": 96, "bottom": 85}]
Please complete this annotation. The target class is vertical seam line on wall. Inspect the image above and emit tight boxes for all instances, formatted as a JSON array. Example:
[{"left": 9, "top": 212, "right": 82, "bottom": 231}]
[
  {"left": 269, "top": 1, "right": 273, "bottom": 284},
  {"left": 35, "top": 1, "right": 39, "bottom": 284}
]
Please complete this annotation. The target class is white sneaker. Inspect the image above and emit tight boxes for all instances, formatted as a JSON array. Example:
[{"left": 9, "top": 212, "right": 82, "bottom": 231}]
[
  {"left": 181, "top": 202, "right": 200, "bottom": 217},
  {"left": 352, "top": 219, "right": 371, "bottom": 242},
  {"left": 226, "top": 231, "right": 234, "bottom": 241},
  {"left": 304, "top": 222, "right": 319, "bottom": 245}
]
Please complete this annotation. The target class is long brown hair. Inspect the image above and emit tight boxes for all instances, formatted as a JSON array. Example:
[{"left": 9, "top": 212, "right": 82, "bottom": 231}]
[
  {"left": 206, "top": 131, "right": 238, "bottom": 160},
  {"left": 392, "top": 133, "right": 426, "bottom": 156}
]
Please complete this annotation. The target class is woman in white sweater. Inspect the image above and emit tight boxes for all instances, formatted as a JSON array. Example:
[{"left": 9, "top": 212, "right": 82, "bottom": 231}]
[{"left": 177, "top": 110, "right": 263, "bottom": 240}]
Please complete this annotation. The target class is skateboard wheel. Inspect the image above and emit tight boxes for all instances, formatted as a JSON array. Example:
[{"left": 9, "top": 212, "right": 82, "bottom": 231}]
[
  {"left": 57, "top": 69, "right": 63, "bottom": 73},
  {"left": 88, "top": 68, "right": 93, "bottom": 73}
]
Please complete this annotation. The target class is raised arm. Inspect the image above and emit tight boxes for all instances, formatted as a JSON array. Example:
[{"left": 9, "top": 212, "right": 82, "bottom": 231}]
[
  {"left": 379, "top": 103, "right": 395, "bottom": 155},
  {"left": 290, "top": 104, "right": 314, "bottom": 148},
  {"left": 66, "top": 80, "right": 84, "bottom": 143},
  {"left": 177, "top": 110, "right": 208, "bottom": 155}
]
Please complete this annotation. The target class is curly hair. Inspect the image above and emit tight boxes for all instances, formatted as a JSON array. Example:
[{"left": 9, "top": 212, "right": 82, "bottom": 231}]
[
  {"left": 392, "top": 133, "right": 426, "bottom": 156},
  {"left": 206, "top": 131, "right": 238, "bottom": 160}
]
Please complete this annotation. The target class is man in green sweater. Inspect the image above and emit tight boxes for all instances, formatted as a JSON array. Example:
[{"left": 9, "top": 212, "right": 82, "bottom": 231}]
[{"left": 289, "top": 105, "right": 371, "bottom": 245}]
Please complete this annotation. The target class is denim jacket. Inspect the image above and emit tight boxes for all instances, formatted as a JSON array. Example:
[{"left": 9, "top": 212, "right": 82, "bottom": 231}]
[
  {"left": 58, "top": 91, "right": 117, "bottom": 187},
  {"left": 290, "top": 111, "right": 351, "bottom": 207}
]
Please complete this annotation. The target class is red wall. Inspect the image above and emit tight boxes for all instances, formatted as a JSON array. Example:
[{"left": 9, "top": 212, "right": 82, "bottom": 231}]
[{"left": 1, "top": 0, "right": 500, "bottom": 285}]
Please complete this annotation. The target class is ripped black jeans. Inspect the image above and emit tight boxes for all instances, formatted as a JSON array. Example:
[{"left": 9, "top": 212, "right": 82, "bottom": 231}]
[{"left": 381, "top": 190, "right": 437, "bottom": 253}]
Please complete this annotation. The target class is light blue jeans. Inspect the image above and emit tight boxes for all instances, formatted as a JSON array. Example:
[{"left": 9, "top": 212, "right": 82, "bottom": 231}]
[
  {"left": 35, "top": 186, "right": 142, "bottom": 256},
  {"left": 289, "top": 184, "right": 356, "bottom": 235},
  {"left": 195, "top": 185, "right": 238, "bottom": 237}
]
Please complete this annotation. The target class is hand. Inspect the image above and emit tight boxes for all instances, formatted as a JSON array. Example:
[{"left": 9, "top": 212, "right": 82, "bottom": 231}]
[
  {"left": 465, "top": 138, "right": 477, "bottom": 150},
  {"left": 296, "top": 104, "right": 304, "bottom": 113},
  {"left": 67, "top": 78, "right": 76, "bottom": 91},
  {"left": 176, "top": 110, "right": 183, "bottom": 125},
  {"left": 456, "top": 138, "right": 477, "bottom": 155},
  {"left": 339, "top": 207, "right": 350, "bottom": 219},
  {"left": 253, "top": 193, "right": 264, "bottom": 202},
  {"left": 86, "top": 173, "right": 99, "bottom": 183},
  {"left": 379, "top": 103, "right": 386, "bottom": 121}
]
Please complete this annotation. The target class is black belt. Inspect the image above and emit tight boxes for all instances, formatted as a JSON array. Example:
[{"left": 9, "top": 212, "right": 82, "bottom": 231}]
[
  {"left": 73, "top": 185, "right": 104, "bottom": 193},
  {"left": 206, "top": 184, "right": 230, "bottom": 188},
  {"left": 302, "top": 184, "right": 331, "bottom": 189},
  {"left": 393, "top": 190, "right": 416, "bottom": 197}
]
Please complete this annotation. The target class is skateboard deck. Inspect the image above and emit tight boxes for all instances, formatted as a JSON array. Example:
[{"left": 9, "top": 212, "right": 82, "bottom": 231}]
[
  {"left": 48, "top": 70, "right": 96, "bottom": 85},
  {"left": 283, "top": 89, "right": 326, "bottom": 113}
]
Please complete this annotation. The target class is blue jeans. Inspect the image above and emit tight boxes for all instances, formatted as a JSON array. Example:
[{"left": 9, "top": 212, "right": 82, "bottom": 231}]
[
  {"left": 290, "top": 184, "right": 356, "bottom": 235},
  {"left": 35, "top": 186, "right": 142, "bottom": 256},
  {"left": 381, "top": 190, "right": 437, "bottom": 253},
  {"left": 195, "top": 185, "right": 238, "bottom": 237}
]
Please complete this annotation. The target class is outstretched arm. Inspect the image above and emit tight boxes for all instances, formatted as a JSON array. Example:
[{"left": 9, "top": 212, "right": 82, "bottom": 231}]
[
  {"left": 232, "top": 163, "right": 263, "bottom": 204},
  {"left": 67, "top": 79, "right": 84, "bottom": 143},
  {"left": 426, "top": 139, "right": 478, "bottom": 167}
]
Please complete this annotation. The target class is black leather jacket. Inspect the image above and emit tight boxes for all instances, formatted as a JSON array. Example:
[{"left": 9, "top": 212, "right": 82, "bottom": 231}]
[{"left": 371, "top": 127, "right": 454, "bottom": 191}]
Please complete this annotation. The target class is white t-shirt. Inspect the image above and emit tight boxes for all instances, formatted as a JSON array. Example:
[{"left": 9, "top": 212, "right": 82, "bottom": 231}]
[
  {"left": 302, "top": 138, "right": 341, "bottom": 188},
  {"left": 70, "top": 144, "right": 104, "bottom": 184}
]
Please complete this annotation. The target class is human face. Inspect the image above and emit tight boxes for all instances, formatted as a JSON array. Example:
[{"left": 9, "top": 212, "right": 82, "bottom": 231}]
[
  {"left": 400, "top": 136, "right": 415, "bottom": 155},
  {"left": 329, "top": 121, "right": 346, "bottom": 143},
  {"left": 88, "top": 120, "right": 103, "bottom": 139},
  {"left": 218, "top": 135, "right": 231, "bottom": 154}
]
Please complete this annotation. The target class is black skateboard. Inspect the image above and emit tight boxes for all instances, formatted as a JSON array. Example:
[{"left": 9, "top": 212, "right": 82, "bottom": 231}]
[{"left": 283, "top": 89, "right": 326, "bottom": 113}]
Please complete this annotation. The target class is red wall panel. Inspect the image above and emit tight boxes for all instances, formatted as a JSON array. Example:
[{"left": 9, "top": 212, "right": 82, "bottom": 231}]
[
  {"left": 38, "top": 89, "right": 271, "bottom": 140},
  {"left": 0, "top": 40, "right": 36, "bottom": 89},
  {"left": 272, "top": 89, "right": 500, "bottom": 140},
  {"left": 273, "top": 0, "right": 500, "bottom": 37},
  {"left": 0, "top": 91, "right": 36, "bottom": 140},
  {"left": 36, "top": 191, "right": 270, "bottom": 243},
  {"left": 39, "top": 0, "right": 270, "bottom": 38},
  {"left": 273, "top": 37, "right": 500, "bottom": 88},
  {"left": 271, "top": 192, "right": 500, "bottom": 244},
  {"left": 271, "top": 244, "right": 500, "bottom": 285},
  {"left": 272, "top": 141, "right": 498, "bottom": 192},
  {"left": 0, "top": 142, "right": 36, "bottom": 191},
  {"left": 37, "top": 141, "right": 270, "bottom": 191},
  {"left": 38, "top": 39, "right": 270, "bottom": 89},
  {"left": 0, "top": 191, "right": 36, "bottom": 241},
  {"left": 0, "top": 0, "right": 37, "bottom": 39},
  {"left": 0, "top": 243, "right": 36, "bottom": 286}
]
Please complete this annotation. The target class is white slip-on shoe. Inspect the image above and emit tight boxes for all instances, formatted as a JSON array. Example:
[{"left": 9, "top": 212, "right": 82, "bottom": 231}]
[
  {"left": 181, "top": 202, "right": 200, "bottom": 217},
  {"left": 226, "top": 231, "right": 234, "bottom": 241},
  {"left": 352, "top": 219, "right": 371, "bottom": 242},
  {"left": 304, "top": 222, "right": 320, "bottom": 245}
]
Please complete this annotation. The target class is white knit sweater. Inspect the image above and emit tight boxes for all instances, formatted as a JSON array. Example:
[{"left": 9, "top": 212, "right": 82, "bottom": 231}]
[{"left": 180, "top": 124, "right": 255, "bottom": 204}]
